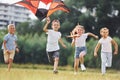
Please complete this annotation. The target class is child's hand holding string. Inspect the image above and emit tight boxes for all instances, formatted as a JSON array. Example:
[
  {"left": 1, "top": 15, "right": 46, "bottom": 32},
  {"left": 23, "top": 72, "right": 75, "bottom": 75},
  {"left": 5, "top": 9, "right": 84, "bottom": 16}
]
[{"left": 46, "top": 17, "right": 50, "bottom": 24}]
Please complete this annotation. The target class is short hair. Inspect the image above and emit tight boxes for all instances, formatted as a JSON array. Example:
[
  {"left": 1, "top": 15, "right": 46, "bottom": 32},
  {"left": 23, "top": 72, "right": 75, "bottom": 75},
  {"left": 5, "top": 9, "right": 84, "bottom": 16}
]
[
  {"left": 7, "top": 24, "right": 15, "bottom": 29},
  {"left": 75, "top": 25, "right": 84, "bottom": 30},
  {"left": 100, "top": 27, "right": 109, "bottom": 33},
  {"left": 72, "top": 24, "right": 85, "bottom": 35},
  {"left": 52, "top": 19, "right": 60, "bottom": 25}
]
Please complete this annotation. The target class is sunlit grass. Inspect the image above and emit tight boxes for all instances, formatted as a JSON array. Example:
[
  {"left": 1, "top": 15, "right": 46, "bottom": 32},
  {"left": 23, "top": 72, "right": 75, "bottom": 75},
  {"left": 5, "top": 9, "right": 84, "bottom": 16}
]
[{"left": 0, "top": 64, "right": 120, "bottom": 80}]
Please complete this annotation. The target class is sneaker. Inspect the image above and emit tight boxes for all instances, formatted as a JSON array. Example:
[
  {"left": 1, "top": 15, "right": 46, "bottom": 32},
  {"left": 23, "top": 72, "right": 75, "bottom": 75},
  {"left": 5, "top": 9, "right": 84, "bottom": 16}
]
[
  {"left": 53, "top": 70, "right": 58, "bottom": 74},
  {"left": 81, "top": 64, "right": 86, "bottom": 71},
  {"left": 105, "top": 63, "right": 111, "bottom": 67}
]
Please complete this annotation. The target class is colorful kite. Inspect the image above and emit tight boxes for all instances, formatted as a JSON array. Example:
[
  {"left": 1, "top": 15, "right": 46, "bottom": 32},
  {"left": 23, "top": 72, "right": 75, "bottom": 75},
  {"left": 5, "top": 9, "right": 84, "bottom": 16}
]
[{"left": 15, "top": 0, "right": 70, "bottom": 21}]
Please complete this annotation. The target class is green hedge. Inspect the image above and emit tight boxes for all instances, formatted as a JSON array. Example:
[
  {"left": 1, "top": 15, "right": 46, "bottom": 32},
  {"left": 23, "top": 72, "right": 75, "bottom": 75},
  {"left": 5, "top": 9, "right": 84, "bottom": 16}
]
[{"left": 0, "top": 32, "right": 120, "bottom": 69}]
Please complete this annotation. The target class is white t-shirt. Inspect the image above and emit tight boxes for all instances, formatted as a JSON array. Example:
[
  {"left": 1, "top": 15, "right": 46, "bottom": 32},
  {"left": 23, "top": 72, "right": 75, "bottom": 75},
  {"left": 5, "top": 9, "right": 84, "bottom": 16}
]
[
  {"left": 98, "top": 36, "right": 112, "bottom": 53},
  {"left": 75, "top": 33, "right": 88, "bottom": 47},
  {"left": 46, "top": 30, "right": 61, "bottom": 52}
]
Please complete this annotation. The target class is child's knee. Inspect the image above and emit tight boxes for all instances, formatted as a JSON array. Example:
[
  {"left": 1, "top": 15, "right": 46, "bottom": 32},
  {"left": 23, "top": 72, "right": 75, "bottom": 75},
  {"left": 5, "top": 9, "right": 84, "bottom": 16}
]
[
  {"left": 8, "top": 58, "right": 13, "bottom": 63},
  {"left": 55, "top": 57, "right": 59, "bottom": 61},
  {"left": 79, "top": 54, "right": 84, "bottom": 58},
  {"left": 4, "top": 60, "right": 9, "bottom": 64}
]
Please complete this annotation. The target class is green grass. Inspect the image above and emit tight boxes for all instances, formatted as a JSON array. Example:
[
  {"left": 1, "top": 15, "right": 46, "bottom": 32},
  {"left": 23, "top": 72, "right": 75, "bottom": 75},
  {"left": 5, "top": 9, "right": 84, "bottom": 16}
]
[{"left": 0, "top": 64, "right": 120, "bottom": 80}]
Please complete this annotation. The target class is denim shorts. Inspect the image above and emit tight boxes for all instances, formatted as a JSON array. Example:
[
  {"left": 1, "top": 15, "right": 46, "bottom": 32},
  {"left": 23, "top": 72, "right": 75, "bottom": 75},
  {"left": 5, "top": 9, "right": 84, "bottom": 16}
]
[
  {"left": 75, "top": 47, "right": 87, "bottom": 58},
  {"left": 47, "top": 50, "right": 59, "bottom": 64}
]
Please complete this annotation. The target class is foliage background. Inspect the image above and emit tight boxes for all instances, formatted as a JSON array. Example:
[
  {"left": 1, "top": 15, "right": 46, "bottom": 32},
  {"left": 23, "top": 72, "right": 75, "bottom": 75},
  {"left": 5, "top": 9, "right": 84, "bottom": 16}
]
[{"left": 0, "top": 0, "right": 120, "bottom": 69}]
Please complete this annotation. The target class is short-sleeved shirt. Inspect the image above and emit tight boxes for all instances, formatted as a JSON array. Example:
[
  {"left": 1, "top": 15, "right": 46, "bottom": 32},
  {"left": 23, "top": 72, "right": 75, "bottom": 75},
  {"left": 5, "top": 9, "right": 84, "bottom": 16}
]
[
  {"left": 98, "top": 36, "right": 112, "bottom": 53},
  {"left": 46, "top": 30, "right": 61, "bottom": 52},
  {"left": 2, "top": 33, "right": 17, "bottom": 50},
  {"left": 75, "top": 33, "right": 88, "bottom": 47}
]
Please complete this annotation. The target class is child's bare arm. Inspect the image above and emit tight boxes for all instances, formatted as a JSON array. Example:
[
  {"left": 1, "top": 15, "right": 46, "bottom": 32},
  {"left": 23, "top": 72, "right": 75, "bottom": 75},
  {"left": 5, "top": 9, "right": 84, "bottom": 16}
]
[
  {"left": 71, "top": 38, "right": 75, "bottom": 47},
  {"left": 94, "top": 43, "right": 101, "bottom": 57},
  {"left": 3, "top": 40, "right": 7, "bottom": 50},
  {"left": 59, "top": 38, "right": 66, "bottom": 48},
  {"left": 15, "top": 41, "right": 19, "bottom": 53},
  {"left": 3, "top": 40, "right": 10, "bottom": 53},
  {"left": 88, "top": 32, "right": 98, "bottom": 39},
  {"left": 111, "top": 39, "right": 118, "bottom": 55},
  {"left": 43, "top": 17, "right": 50, "bottom": 32}
]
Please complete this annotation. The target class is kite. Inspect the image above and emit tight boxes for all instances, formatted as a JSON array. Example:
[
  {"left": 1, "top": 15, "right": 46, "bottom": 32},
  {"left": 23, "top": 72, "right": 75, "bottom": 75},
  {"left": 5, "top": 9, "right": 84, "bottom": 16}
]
[{"left": 15, "top": 0, "right": 70, "bottom": 21}]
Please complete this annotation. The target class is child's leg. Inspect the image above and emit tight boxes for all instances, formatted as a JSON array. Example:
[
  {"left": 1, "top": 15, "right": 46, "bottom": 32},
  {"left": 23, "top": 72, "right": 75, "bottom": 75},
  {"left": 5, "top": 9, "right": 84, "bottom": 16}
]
[
  {"left": 106, "top": 53, "right": 112, "bottom": 67},
  {"left": 79, "top": 50, "right": 86, "bottom": 71},
  {"left": 8, "top": 50, "right": 15, "bottom": 71},
  {"left": 47, "top": 52, "right": 54, "bottom": 64},
  {"left": 79, "top": 51, "right": 86, "bottom": 64},
  {"left": 101, "top": 52, "right": 107, "bottom": 74},
  {"left": 54, "top": 57, "right": 59, "bottom": 71},
  {"left": 74, "top": 47, "right": 80, "bottom": 73},
  {"left": 8, "top": 58, "right": 13, "bottom": 72},
  {"left": 4, "top": 52, "right": 9, "bottom": 64},
  {"left": 53, "top": 50, "right": 59, "bottom": 73},
  {"left": 74, "top": 58, "right": 79, "bottom": 72}
]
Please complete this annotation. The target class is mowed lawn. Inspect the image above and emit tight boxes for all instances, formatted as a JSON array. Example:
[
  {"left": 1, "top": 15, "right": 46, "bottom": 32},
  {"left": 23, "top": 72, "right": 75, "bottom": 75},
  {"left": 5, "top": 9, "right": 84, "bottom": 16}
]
[{"left": 0, "top": 65, "right": 120, "bottom": 80}]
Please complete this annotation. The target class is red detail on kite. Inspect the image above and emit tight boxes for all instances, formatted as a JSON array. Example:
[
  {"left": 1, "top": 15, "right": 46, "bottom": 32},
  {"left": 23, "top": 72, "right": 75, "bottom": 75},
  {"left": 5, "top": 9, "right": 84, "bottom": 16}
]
[
  {"left": 47, "top": 1, "right": 69, "bottom": 17},
  {"left": 15, "top": 0, "right": 69, "bottom": 21},
  {"left": 41, "top": 0, "right": 52, "bottom": 5}
]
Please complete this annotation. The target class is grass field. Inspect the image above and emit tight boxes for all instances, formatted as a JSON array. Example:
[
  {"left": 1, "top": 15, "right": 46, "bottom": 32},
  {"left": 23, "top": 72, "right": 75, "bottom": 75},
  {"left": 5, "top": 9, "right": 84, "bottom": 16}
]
[{"left": 0, "top": 64, "right": 120, "bottom": 80}]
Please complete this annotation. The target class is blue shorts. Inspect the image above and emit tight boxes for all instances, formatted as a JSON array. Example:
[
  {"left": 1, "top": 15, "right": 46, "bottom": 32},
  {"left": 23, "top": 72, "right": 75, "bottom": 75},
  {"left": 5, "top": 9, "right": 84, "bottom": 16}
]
[
  {"left": 74, "top": 47, "right": 87, "bottom": 58},
  {"left": 47, "top": 50, "right": 59, "bottom": 64}
]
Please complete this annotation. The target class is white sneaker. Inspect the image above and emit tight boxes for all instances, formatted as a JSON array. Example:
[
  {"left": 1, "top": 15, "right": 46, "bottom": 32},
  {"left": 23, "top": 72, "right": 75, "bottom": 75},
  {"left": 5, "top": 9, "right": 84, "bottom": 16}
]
[
  {"left": 105, "top": 63, "right": 108, "bottom": 67},
  {"left": 81, "top": 64, "right": 86, "bottom": 71},
  {"left": 105, "top": 63, "right": 111, "bottom": 67}
]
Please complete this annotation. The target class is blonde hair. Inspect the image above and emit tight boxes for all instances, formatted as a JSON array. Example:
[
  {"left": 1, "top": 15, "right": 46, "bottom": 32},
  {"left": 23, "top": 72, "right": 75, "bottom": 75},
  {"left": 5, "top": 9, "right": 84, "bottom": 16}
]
[
  {"left": 8, "top": 24, "right": 15, "bottom": 29},
  {"left": 72, "top": 24, "right": 85, "bottom": 35}
]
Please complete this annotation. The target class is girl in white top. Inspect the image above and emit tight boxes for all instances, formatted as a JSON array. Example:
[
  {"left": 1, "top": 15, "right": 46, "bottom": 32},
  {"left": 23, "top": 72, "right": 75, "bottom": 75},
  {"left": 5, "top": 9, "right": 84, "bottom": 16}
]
[
  {"left": 43, "top": 17, "right": 66, "bottom": 74},
  {"left": 71, "top": 24, "right": 98, "bottom": 74},
  {"left": 94, "top": 27, "right": 118, "bottom": 75}
]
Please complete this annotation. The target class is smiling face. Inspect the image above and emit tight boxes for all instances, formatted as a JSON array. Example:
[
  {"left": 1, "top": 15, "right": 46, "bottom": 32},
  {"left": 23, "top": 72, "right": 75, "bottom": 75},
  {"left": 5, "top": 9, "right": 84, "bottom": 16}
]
[
  {"left": 52, "top": 19, "right": 60, "bottom": 31},
  {"left": 100, "top": 27, "right": 109, "bottom": 38},
  {"left": 75, "top": 25, "right": 85, "bottom": 35},
  {"left": 8, "top": 24, "right": 16, "bottom": 34}
]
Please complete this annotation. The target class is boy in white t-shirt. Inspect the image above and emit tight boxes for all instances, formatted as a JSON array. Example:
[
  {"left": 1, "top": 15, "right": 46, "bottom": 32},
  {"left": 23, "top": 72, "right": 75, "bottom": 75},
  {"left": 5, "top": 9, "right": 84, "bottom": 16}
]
[
  {"left": 43, "top": 17, "right": 66, "bottom": 74},
  {"left": 71, "top": 24, "right": 98, "bottom": 74},
  {"left": 94, "top": 27, "right": 118, "bottom": 75}
]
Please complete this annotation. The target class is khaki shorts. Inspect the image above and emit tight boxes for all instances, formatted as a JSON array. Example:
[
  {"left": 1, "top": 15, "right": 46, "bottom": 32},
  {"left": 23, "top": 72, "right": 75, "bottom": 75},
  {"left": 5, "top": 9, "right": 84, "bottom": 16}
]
[{"left": 3, "top": 50, "right": 15, "bottom": 62}]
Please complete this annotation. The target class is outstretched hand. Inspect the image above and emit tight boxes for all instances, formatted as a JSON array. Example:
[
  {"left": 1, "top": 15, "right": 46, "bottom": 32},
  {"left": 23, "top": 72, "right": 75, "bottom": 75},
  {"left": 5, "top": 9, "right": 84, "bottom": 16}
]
[
  {"left": 66, "top": 32, "right": 79, "bottom": 38},
  {"left": 95, "top": 35, "right": 99, "bottom": 39},
  {"left": 16, "top": 48, "right": 19, "bottom": 53},
  {"left": 46, "top": 17, "right": 50, "bottom": 24}
]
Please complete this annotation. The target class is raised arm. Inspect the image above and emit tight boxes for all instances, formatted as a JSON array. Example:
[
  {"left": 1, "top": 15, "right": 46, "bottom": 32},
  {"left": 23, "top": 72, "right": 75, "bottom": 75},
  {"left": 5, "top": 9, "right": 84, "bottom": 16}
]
[
  {"left": 43, "top": 17, "right": 50, "bottom": 32},
  {"left": 88, "top": 32, "right": 98, "bottom": 39},
  {"left": 59, "top": 38, "right": 66, "bottom": 48},
  {"left": 111, "top": 39, "right": 118, "bottom": 55},
  {"left": 94, "top": 43, "right": 101, "bottom": 57}
]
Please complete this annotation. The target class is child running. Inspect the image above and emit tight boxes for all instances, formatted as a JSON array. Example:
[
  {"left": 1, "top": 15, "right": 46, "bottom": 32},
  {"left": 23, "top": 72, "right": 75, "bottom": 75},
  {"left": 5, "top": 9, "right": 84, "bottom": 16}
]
[
  {"left": 2, "top": 24, "right": 19, "bottom": 71},
  {"left": 94, "top": 27, "right": 118, "bottom": 75},
  {"left": 71, "top": 24, "right": 98, "bottom": 75},
  {"left": 43, "top": 17, "right": 66, "bottom": 74}
]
